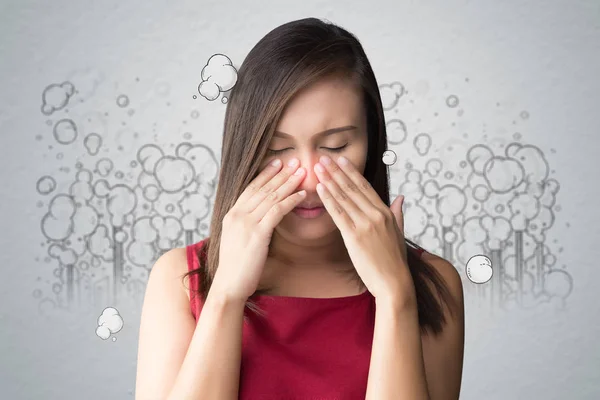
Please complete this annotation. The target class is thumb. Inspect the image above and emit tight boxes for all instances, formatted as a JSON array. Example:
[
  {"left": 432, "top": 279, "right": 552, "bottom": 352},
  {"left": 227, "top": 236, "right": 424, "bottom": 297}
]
[{"left": 390, "top": 195, "right": 405, "bottom": 233}]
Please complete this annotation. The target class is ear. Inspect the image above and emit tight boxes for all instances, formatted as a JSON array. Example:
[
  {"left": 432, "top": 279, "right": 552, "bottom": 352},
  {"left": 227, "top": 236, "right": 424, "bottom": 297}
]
[{"left": 389, "top": 195, "right": 405, "bottom": 234}]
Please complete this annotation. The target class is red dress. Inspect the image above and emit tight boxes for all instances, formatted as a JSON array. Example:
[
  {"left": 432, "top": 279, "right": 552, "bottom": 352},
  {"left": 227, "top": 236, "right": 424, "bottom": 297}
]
[{"left": 186, "top": 239, "right": 425, "bottom": 399}]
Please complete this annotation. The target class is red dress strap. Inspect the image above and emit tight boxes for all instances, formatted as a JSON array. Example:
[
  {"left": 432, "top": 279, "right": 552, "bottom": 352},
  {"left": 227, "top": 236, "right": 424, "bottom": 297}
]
[{"left": 186, "top": 239, "right": 208, "bottom": 321}]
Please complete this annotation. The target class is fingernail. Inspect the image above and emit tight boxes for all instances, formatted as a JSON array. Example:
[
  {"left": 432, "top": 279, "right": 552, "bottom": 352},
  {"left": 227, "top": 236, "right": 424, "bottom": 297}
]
[
  {"left": 315, "top": 163, "right": 325, "bottom": 173},
  {"left": 271, "top": 159, "right": 281, "bottom": 167},
  {"left": 294, "top": 167, "right": 304, "bottom": 175},
  {"left": 320, "top": 156, "right": 331, "bottom": 165},
  {"left": 288, "top": 158, "right": 299, "bottom": 167},
  {"left": 338, "top": 156, "right": 348, "bottom": 165}
]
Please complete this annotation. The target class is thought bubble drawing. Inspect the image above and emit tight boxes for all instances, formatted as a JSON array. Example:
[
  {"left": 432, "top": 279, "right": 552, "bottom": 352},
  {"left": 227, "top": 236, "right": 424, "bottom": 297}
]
[
  {"left": 386, "top": 119, "right": 408, "bottom": 145},
  {"left": 96, "top": 307, "right": 124, "bottom": 340},
  {"left": 84, "top": 133, "right": 102, "bottom": 155},
  {"left": 41, "top": 82, "right": 75, "bottom": 115},
  {"left": 466, "top": 255, "right": 493, "bottom": 284},
  {"left": 382, "top": 150, "right": 397, "bottom": 166},
  {"left": 33, "top": 76, "right": 572, "bottom": 317},
  {"left": 53, "top": 119, "right": 78, "bottom": 145},
  {"left": 116, "top": 95, "right": 130, "bottom": 108},
  {"left": 379, "top": 82, "right": 405, "bottom": 110},
  {"left": 414, "top": 133, "right": 432, "bottom": 156},
  {"left": 425, "top": 158, "right": 443, "bottom": 177},
  {"left": 446, "top": 94, "right": 460, "bottom": 108},
  {"left": 95, "top": 158, "right": 114, "bottom": 177},
  {"left": 198, "top": 54, "right": 238, "bottom": 102},
  {"left": 36, "top": 176, "right": 57, "bottom": 195}
]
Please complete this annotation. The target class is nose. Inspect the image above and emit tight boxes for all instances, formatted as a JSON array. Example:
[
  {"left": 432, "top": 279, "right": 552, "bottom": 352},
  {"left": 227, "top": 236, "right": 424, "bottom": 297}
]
[{"left": 295, "top": 154, "right": 321, "bottom": 192}]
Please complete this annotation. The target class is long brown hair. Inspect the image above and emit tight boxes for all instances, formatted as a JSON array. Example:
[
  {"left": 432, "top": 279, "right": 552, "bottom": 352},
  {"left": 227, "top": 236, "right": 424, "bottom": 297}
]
[{"left": 184, "top": 17, "right": 456, "bottom": 335}]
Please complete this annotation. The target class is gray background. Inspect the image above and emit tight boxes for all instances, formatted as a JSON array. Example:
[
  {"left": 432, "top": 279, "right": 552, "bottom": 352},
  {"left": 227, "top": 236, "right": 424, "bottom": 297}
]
[{"left": 1, "top": 0, "right": 599, "bottom": 398}]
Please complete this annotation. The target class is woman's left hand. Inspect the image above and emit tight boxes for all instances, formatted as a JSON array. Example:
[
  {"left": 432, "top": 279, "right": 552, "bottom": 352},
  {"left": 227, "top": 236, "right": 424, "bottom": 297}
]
[{"left": 313, "top": 155, "right": 417, "bottom": 304}]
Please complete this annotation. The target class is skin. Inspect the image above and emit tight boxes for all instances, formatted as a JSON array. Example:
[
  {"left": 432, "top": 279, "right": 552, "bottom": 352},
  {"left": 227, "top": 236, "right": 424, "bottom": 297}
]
[
  {"left": 253, "top": 74, "right": 464, "bottom": 398},
  {"left": 136, "top": 73, "right": 464, "bottom": 399},
  {"left": 257, "top": 73, "right": 370, "bottom": 298},
  {"left": 309, "top": 153, "right": 464, "bottom": 399},
  {"left": 135, "top": 74, "right": 371, "bottom": 398}
]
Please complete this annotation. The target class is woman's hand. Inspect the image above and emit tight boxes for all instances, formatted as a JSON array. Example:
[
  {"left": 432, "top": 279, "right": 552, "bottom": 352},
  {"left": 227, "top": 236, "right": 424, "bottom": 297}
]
[
  {"left": 313, "top": 155, "right": 416, "bottom": 304},
  {"left": 212, "top": 158, "right": 307, "bottom": 303}
]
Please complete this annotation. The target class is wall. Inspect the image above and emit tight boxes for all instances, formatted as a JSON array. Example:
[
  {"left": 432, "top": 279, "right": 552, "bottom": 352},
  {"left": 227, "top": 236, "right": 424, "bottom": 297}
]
[{"left": 1, "top": 0, "right": 599, "bottom": 398}]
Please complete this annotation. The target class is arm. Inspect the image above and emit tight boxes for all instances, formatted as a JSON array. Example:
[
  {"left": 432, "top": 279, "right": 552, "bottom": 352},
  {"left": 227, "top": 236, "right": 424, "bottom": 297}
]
[
  {"left": 365, "top": 257, "right": 465, "bottom": 400},
  {"left": 366, "top": 297, "right": 431, "bottom": 400},
  {"left": 135, "top": 248, "right": 246, "bottom": 400}
]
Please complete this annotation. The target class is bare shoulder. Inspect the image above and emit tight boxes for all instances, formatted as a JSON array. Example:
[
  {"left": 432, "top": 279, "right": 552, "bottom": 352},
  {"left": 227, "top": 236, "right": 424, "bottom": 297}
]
[
  {"left": 149, "top": 247, "right": 192, "bottom": 301},
  {"left": 421, "top": 251, "right": 464, "bottom": 304},
  {"left": 419, "top": 252, "right": 465, "bottom": 399},
  {"left": 136, "top": 247, "right": 196, "bottom": 398}
]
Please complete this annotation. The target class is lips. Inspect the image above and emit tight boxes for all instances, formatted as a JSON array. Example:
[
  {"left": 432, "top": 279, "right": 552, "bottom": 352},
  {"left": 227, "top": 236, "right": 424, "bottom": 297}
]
[
  {"left": 292, "top": 205, "right": 326, "bottom": 219},
  {"left": 295, "top": 202, "right": 324, "bottom": 209}
]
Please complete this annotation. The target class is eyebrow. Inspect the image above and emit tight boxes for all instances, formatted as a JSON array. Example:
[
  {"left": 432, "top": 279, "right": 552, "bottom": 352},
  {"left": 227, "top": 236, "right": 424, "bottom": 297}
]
[{"left": 273, "top": 125, "right": 357, "bottom": 139}]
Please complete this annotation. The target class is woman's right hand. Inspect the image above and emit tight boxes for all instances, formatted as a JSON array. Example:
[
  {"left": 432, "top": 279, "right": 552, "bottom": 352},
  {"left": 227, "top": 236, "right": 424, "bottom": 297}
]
[{"left": 210, "top": 158, "right": 306, "bottom": 303}]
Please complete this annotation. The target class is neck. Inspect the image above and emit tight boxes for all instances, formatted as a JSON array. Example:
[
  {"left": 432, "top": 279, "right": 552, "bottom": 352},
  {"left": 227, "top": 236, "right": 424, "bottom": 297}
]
[
  {"left": 259, "top": 229, "right": 364, "bottom": 297},
  {"left": 268, "top": 228, "right": 351, "bottom": 269}
]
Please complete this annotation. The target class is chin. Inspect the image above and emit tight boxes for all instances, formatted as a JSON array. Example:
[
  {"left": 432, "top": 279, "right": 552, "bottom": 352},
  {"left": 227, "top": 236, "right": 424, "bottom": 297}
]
[{"left": 279, "top": 213, "right": 338, "bottom": 240}]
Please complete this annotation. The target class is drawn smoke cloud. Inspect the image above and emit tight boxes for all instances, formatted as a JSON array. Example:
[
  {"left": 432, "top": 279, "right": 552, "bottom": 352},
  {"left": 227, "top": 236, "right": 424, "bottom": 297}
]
[
  {"left": 466, "top": 255, "right": 493, "bottom": 284},
  {"left": 198, "top": 54, "right": 238, "bottom": 102},
  {"left": 96, "top": 307, "right": 124, "bottom": 341}
]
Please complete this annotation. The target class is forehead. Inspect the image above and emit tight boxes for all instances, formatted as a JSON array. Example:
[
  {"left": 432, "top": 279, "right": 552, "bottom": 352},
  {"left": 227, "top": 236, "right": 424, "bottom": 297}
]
[{"left": 274, "top": 74, "right": 365, "bottom": 139}]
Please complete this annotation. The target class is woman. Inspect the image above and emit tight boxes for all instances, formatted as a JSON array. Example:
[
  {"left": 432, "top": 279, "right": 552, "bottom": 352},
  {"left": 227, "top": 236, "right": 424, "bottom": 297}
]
[{"left": 136, "top": 17, "right": 464, "bottom": 400}]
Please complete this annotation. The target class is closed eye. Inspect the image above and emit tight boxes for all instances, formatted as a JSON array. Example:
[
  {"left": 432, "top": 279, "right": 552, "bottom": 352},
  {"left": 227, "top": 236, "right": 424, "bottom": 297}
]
[{"left": 267, "top": 144, "right": 348, "bottom": 155}]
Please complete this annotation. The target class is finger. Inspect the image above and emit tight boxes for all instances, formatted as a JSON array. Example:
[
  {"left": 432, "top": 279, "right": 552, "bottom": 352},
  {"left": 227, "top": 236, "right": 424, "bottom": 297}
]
[
  {"left": 323, "top": 157, "right": 382, "bottom": 218},
  {"left": 236, "top": 158, "right": 283, "bottom": 207},
  {"left": 331, "top": 155, "right": 386, "bottom": 213},
  {"left": 252, "top": 165, "right": 305, "bottom": 221},
  {"left": 316, "top": 182, "right": 354, "bottom": 232},
  {"left": 390, "top": 195, "right": 405, "bottom": 234},
  {"left": 257, "top": 189, "right": 307, "bottom": 237},
  {"left": 313, "top": 160, "right": 365, "bottom": 224},
  {"left": 242, "top": 158, "right": 301, "bottom": 214}
]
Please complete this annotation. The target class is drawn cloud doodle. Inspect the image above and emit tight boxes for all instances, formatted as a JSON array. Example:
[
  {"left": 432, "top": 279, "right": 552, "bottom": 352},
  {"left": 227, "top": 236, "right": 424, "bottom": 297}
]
[
  {"left": 197, "top": 54, "right": 238, "bottom": 103},
  {"left": 96, "top": 307, "right": 124, "bottom": 341},
  {"left": 33, "top": 73, "right": 572, "bottom": 318}
]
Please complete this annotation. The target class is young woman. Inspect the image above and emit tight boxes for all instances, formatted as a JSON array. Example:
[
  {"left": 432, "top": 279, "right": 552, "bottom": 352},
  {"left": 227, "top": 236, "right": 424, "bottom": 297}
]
[{"left": 136, "top": 17, "right": 464, "bottom": 400}]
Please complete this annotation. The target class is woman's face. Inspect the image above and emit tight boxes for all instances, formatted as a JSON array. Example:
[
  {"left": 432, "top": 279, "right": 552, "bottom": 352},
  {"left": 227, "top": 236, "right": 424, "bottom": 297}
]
[{"left": 259, "top": 74, "right": 369, "bottom": 240}]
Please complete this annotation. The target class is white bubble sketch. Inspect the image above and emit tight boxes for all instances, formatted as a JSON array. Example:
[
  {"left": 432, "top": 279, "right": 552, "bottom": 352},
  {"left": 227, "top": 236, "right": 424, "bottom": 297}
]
[
  {"left": 386, "top": 119, "right": 408, "bottom": 145},
  {"left": 36, "top": 176, "right": 57, "bottom": 195},
  {"left": 84, "top": 133, "right": 102, "bottom": 155},
  {"left": 33, "top": 77, "right": 570, "bottom": 316},
  {"left": 466, "top": 255, "right": 493, "bottom": 284},
  {"left": 53, "top": 119, "right": 78, "bottom": 145},
  {"left": 379, "top": 82, "right": 405, "bottom": 110},
  {"left": 446, "top": 94, "right": 460, "bottom": 108},
  {"left": 96, "top": 307, "right": 124, "bottom": 340},
  {"left": 36, "top": 137, "right": 219, "bottom": 311},
  {"left": 414, "top": 133, "right": 432, "bottom": 156},
  {"left": 116, "top": 94, "right": 130, "bottom": 108},
  {"left": 41, "top": 82, "right": 75, "bottom": 115},
  {"left": 382, "top": 150, "right": 397, "bottom": 166},
  {"left": 198, "top": 54, "right": 238, "bottom": 102}
]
